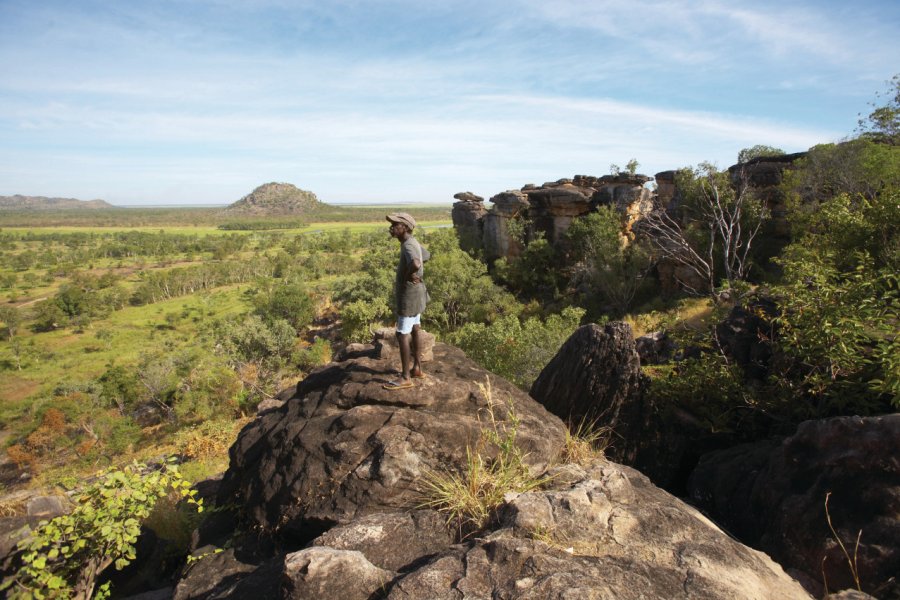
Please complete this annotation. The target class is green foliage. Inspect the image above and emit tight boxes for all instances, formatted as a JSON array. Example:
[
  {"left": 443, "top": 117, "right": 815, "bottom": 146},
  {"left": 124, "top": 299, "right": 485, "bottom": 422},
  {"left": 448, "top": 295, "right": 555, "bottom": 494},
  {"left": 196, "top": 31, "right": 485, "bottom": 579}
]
[
  {"left": 295, "top": 337, "right": 333, "bottom": 371},
  {"left": 420, "top": 379, "right": 547, "bottom": 538},
  {"left": 216, "top": 314, "right": 296, "bottom": 369},
  {"left": 651, "top": 352, "right": 755, "bottom": 434},
  {"left": 422, "top": 230, "right": 520, "bottom": 332},
  {"left": 173, "top": 358, "right": 243, "bottom": 423},
  {"left": 493, "top": 237, "right": 559, "bottom": 296},
  {"left": 1, "top": 459, "right": 202, "bottom": 600},
  {"left": 772, "top": 248, "right": 899, "bottom": 411},
  {"left": 774, "top": 186, "right": 899, "bottom": 409},
  {"left": 566, "top": 207, "right": 655, "bottom": 314},
  {"left": 782, "top": 139, "right": 900, "bottom": 205},
  {"left": 218, "top": 219, "right": 308, "bottom": 230},
  {"left": 249, "top": 280, "right": 316, "bottom": 332},
  {"left": 451, "top": 307, "right": 585, "bottom": 389},
  {"left": 340, "top": 298, "right": 389, "bottom": 343},
  {"left": 609, "top": 158, "right": 640, "bottom": 175},
  {"left": 737, "top": 145, "right": 785, "bottom": 164},
  {"left": 97, "top": 365, "right": 142, "bottom": 413}
]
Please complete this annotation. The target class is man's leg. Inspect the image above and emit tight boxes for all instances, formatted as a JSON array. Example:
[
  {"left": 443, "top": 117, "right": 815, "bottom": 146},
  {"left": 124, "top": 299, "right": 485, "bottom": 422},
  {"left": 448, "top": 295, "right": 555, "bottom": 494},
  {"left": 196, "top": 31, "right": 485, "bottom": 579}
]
[
  {"left": 411, "top": 323, "right": 423, "bottom": 377},
  {"left": 396, "top": 331, "right": 412, "bottom": 381}
]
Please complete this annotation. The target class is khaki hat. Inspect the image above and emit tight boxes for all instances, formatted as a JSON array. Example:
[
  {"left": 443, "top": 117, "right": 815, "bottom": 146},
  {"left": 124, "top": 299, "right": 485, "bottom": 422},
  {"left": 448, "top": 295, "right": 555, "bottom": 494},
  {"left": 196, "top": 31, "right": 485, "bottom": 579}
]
[{"left": 386, "top": 212, "right": 416, "bottom": 230}]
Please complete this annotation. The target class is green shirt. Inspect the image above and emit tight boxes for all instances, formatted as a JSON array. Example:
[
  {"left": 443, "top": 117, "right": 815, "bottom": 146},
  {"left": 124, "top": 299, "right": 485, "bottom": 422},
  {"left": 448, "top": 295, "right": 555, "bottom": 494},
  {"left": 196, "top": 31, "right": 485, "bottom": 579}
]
[{"left": 395, "top": 237, "right": 428, "bottom": 316}]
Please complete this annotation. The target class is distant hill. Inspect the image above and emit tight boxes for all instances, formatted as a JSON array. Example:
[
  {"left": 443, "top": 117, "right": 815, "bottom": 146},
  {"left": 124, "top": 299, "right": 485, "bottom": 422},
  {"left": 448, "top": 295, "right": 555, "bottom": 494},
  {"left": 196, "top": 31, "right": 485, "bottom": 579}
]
[
  {"left": 223, "top": 183, "right": 325, "bottom": 215},
  {"left": 0, "top": 195, "right": 114, "bottom": 210}
]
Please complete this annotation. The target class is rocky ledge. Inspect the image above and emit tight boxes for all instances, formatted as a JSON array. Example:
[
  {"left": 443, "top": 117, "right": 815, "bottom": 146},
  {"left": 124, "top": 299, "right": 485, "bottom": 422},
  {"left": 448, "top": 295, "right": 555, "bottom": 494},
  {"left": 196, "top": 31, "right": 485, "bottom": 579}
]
[{"left": 182, "top": 341, "right": 812, "bottom": 599}]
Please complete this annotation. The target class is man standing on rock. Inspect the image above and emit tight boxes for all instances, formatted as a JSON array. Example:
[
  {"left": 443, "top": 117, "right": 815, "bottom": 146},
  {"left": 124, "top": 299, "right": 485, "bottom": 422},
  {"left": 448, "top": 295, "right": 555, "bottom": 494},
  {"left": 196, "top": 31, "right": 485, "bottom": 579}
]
[{"left": 384, "top": 212, "right": 429, "bottom": 390}]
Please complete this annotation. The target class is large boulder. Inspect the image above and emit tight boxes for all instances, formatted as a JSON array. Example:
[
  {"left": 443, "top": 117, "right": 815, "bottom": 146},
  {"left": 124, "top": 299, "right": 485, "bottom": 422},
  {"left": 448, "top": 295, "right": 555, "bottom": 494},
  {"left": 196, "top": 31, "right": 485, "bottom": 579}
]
[
  {"left": 530, "top": 322, "right": 650, "bottom": 455},
  {"left": 688, "top": 414, "right": 900, "bottom": 598},
  {"left": 530, "top": 322, "right": 730, "bottom": 492},
  {"left": 385, "top": 460, "right": 811, "bottom": 599},
  {"left": 217, "top": 343, "right": 567, "bottom": 541}
]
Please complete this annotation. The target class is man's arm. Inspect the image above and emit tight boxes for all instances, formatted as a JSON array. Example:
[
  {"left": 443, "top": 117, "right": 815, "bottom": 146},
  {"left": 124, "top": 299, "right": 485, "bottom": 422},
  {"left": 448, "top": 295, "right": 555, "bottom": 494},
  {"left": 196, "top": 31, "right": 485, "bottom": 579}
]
[{"left": 407, "top": 257, "right": 422, "bottom": 283}]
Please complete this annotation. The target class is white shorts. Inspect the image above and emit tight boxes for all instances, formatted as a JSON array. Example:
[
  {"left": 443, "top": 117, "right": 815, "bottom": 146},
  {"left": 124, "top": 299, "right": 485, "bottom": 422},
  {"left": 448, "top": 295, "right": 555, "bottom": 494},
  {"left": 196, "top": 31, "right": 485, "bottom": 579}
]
[{"left": 396, "top": 314, "right": 421, "bottom": 335}]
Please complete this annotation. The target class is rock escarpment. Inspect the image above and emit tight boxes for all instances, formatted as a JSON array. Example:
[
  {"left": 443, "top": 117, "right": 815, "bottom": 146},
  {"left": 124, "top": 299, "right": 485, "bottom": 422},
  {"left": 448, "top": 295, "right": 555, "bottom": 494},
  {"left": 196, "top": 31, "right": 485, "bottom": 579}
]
[
  {"left": 455, "top": 173, "right": 654, "bottom": 263},
  {"left": 181, "top": 340, "right": 815, "bottom": 599}
]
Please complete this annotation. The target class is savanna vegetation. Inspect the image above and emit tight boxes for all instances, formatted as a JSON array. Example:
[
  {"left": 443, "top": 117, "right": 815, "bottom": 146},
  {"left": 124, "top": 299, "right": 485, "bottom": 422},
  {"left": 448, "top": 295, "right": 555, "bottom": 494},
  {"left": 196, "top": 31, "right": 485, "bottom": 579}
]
[{"left": 1, "top": 76, "right": 898, "bottom": 597}]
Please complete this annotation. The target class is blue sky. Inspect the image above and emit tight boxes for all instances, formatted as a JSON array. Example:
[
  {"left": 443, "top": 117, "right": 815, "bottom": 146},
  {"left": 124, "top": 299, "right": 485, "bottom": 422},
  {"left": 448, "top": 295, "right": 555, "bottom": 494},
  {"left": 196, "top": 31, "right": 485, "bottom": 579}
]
[{"left": 0, "top": 0, "right": 897, "bottom": 205}]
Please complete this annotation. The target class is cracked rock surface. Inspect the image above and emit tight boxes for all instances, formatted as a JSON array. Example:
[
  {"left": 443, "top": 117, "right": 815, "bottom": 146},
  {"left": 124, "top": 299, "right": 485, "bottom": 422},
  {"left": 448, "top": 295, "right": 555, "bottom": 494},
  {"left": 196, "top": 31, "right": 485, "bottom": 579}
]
[
  {"left": 386, "top": 460, "right": 811, "bottom": 600},
  {"left": 216, "top": 343, "right": 567, "bottom": 539}
]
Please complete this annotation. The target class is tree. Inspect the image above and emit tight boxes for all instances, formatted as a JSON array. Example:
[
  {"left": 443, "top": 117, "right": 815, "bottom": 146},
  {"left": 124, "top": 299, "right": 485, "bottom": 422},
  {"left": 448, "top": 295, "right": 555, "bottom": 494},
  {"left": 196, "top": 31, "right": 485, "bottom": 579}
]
[
  {"left": 422, "top": 230, "right": 520, "bottom": 332},
  {"left": 638, "top": 163, "right": 768, "bottom": 296},
  {"left": 251, "top": 280, "right": 316, "bottom": 332},
  {"left": 0, "top": 305, "right": 23, "bottom": 370},
  {"left": 856, "top": 73, "right": 899, "bottom": 144},
  {"left": 566, "top": 207, "right": 655, "bottom": 314},
  {"left": 737, "top": 145, "right": 785, "bottom": 164},
  {"left": 609, "top": 158, "right": 640, "bottom": 176},
  {"left": 782, "top": 139, "right": 900, "bottom": 206}
]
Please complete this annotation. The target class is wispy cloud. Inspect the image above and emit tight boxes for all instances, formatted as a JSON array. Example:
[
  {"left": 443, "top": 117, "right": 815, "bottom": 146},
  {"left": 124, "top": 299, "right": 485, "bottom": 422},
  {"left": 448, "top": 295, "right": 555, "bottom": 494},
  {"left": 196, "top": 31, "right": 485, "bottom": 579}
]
[{"left": 0, "top": 0, "right": 896, "bottom": 203}]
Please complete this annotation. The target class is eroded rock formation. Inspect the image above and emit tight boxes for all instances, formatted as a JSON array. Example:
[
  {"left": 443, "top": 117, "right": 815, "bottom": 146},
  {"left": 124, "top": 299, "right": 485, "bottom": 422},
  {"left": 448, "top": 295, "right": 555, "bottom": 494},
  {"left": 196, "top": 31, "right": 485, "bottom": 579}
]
[
  {"left": 688, "top": 414, "right": 900, "bottom": 598},
  {"left": 457, "top": 173, "right": 654, "bottom": 263},
  {"left": 216, "top": 343, "right": 567, "bottom": 540},
  {"left": 171, "top": 337, "right": 820, "bottom": 599}
]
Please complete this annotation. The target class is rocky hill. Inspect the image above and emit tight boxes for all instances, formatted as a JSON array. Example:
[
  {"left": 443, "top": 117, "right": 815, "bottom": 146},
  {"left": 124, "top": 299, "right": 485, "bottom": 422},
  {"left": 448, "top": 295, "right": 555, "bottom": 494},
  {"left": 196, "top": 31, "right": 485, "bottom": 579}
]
[
  {"left": 222, "top": 182, "right": 324, "bottom": 215},
  {"left": 0, "top": 195, "right": 113, "bottom": 210}
]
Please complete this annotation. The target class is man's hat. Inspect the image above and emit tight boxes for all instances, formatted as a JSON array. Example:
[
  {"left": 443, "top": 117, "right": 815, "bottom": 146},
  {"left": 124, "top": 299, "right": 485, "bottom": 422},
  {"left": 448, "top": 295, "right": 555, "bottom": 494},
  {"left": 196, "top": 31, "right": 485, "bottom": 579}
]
[{"left": 386, "top": 212, "right": 416, "bottom": 230}]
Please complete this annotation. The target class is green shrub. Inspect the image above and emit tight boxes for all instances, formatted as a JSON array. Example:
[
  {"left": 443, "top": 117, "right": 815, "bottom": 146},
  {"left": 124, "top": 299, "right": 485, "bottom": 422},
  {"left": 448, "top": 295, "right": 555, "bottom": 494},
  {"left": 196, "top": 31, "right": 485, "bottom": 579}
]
[
  {"left": 1, "top": 459, "right": 201, "bottom": 600},
  {"left": 451, "top": 307, "right": 585, "bottom": 389}
]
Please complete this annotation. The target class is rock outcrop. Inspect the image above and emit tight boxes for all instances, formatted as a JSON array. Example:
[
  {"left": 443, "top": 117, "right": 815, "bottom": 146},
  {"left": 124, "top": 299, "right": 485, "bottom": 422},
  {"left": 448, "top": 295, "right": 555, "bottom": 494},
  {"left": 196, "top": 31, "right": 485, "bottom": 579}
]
[
  {"left": 451, "top": 192, "right": 487, "bottom": 254},
  {"left": 456, "top": 173, "right": 654, "bottom": 263},
  {"left": 222, "top": 182, "right": 322, "bottom": 215},
  {"left": 688, "top": 414, "right": 900, "bottom": 598},
  {"left": 530, "top": 321, "right": 730, "bottom": 492},
  {"left": 216, "top": 343, "right": 567, "bottom": 540},
  {"left": 361, "top": 460, "right": 811, "bottom": 599},
  {"left": 530, "top": 322, "right": 649, "bottom": 436},
  {"left": 175, "top": 336, "right": 820, "bottom": 599}
]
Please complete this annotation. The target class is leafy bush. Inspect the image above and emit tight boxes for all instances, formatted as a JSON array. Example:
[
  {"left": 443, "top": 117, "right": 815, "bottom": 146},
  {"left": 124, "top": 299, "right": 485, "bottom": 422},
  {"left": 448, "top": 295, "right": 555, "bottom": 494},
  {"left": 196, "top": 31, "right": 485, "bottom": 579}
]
[
  {"left": 451, "top": 307, "right": 585, "bottom": 389},
  {"left": 566, "top": 207, "right": 655, "bottom": 315},
  {"left": 422, "top": 230, "right": 520, "bottom": 332},
  {"left": 250, "top": 280, "right": 316, "bottom": 332},
  {"left": 340, "top": 298, "right": 390, "bottom": 343},
  {"left": 173, "top": 359, "right": 243, "bottom": 423},
  {"left": 1, "top": 460, "right": 201, "bottom": 600}
]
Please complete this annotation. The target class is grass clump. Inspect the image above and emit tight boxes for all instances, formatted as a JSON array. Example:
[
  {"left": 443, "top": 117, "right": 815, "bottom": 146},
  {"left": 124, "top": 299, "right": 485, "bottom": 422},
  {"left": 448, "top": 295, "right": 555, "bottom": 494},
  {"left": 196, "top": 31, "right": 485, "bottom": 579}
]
[
  {"left": 562, "top": 419, "right": 612, "bottom": 466},
  {"left": 420, "top": 378, "right": 548, "bottom": 538}
]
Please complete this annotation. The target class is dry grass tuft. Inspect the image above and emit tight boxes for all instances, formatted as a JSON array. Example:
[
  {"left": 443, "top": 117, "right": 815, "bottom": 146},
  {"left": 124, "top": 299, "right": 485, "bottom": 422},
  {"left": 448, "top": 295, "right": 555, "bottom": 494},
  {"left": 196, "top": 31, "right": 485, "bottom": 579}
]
[
  {"left": 562, "top": 418, "right": 612, "bottom": 466},
  {"left": 420, "top": 378, "right": 549, "bottom": 539}
]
